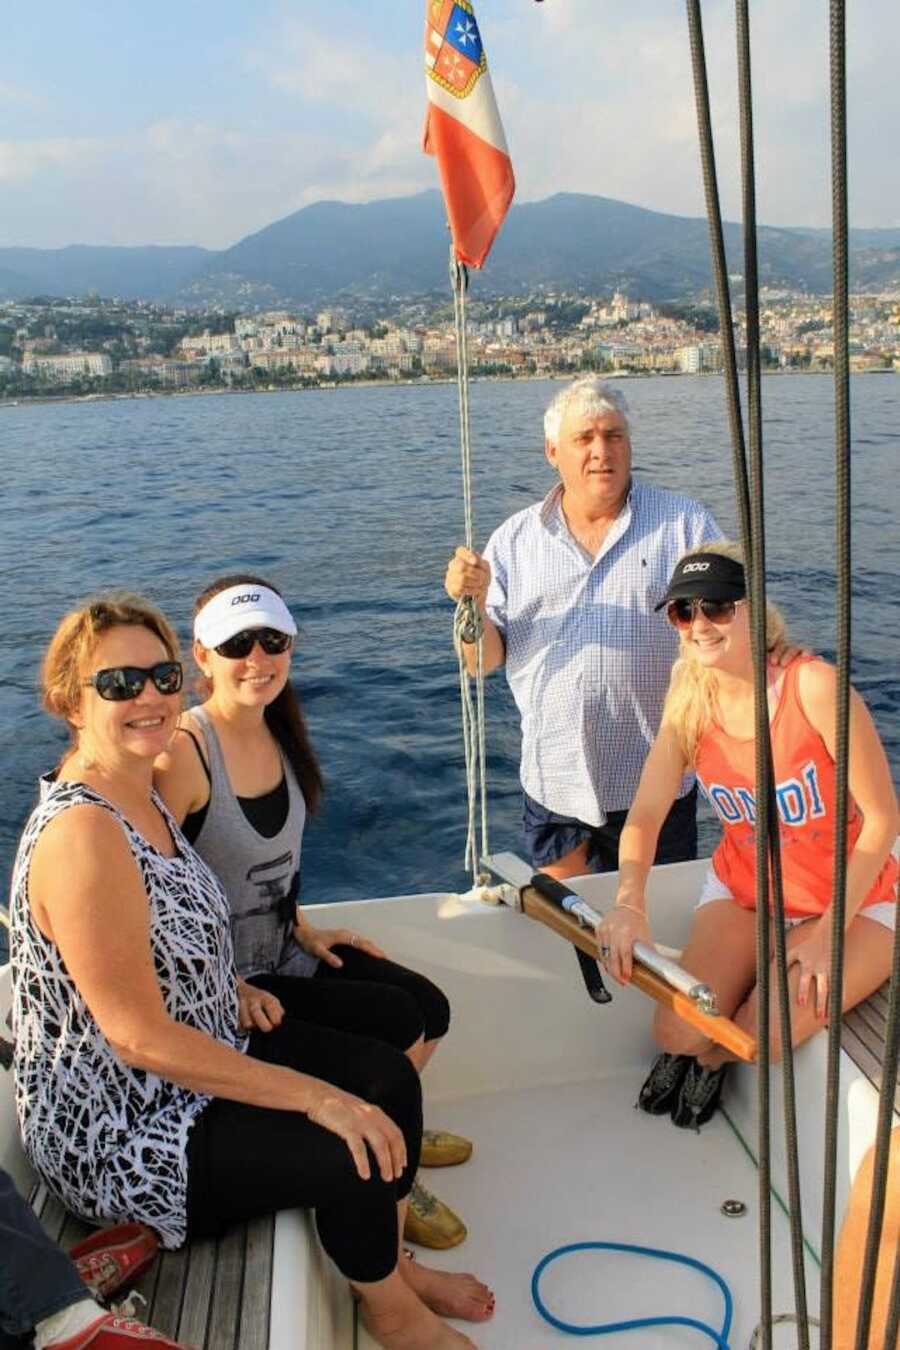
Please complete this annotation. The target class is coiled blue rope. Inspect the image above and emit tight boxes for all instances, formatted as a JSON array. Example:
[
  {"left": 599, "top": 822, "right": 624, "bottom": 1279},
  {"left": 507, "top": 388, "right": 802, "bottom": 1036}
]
[{"left": 531, "top": 1240, "right": 734, "bottom": 1347}]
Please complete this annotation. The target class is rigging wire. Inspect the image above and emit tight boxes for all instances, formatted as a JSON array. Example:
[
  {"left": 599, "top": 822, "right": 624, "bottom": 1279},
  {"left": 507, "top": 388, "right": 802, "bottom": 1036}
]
[
  {"left": 852, "top": 915, "right": 900, "bottom": 1347},
  {"left": 819, "top": 3, "right": 853, "bottom": 1343},
  {"left": 689, "top": 8, "right": 896, "bottom": 1348},
  {"left": 819, "top": 3, "right": 900, "bottom": 1342},
  {"left": 449, "top": 246, "right": 490, "bottom": 883},
  {"left": 685, "top": 3, "right": 812, "bottom": 1344},
  {"left": 682, "top": 1, "right": 751, "bottom": 552},
  {"left": 684, "top": 3, "right": 774, "bottom": 1343},
  {"left": 885, "top": 1235, "right": 900, "bottom": 1350},
  {"left": 734, "top": 5, "right": 812, "bottom": 1346},
  {"left": 733, "top": 6, "right": 774, "bottom": 1345}
]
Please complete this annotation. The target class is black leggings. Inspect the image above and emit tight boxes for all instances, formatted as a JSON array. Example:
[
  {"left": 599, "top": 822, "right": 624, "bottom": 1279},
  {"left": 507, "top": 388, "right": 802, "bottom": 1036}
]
[
  {"left": 251, "top": 944, "right": 451, "bottom": 1048},
  {"left": 186, "top": 1017, "right": 422, "bottom": 1283}
]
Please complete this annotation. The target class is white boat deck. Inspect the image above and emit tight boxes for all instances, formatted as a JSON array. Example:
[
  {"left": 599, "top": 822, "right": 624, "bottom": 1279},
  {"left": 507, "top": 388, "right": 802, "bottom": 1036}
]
[
  {"left": 340, "top": 866, "right": 840, "bottom": 1349},
  {"left": 364, "top": 1073, "right": 818, "bottom": 1350}
]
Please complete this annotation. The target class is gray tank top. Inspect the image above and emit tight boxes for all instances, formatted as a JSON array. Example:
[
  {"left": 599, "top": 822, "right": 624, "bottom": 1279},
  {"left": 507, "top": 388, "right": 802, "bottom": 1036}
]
[{"left": 189, "top": 705, "right": 317, "bottom": 979}]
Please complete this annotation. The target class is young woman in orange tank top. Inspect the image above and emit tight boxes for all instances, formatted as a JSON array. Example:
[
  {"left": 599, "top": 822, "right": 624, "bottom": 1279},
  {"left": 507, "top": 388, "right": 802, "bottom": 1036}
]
[{"left": 596, "top": 542, "right": 898, "bottom": 1129}]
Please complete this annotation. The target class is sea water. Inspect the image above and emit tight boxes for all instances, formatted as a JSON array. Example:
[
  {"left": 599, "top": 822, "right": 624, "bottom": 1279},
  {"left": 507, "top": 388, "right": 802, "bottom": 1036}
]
[{"left": 0, "top": 374, "right": 897, "bottom": 956}]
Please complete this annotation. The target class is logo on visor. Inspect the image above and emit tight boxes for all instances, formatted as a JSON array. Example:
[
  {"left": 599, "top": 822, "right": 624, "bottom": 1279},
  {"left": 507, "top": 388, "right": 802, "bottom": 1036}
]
[
  {"left": 682, "top": 562, "right": 711, "bottom": 574},
  {"left": 231, "top": 593, "right": 261, "bottom": 605}
]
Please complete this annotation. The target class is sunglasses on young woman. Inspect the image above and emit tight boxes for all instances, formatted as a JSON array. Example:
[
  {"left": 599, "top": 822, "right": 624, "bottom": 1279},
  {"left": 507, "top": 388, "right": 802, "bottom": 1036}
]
[
  {"left": 665, "top": 597, "right": 740, "bottom": 630},
  {"left": 213, "top": 628, "right": 293, "bottom": 660}
]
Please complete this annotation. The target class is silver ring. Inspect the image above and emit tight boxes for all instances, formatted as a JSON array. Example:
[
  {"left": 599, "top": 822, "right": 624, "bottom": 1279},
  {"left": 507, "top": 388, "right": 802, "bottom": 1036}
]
[
  {"left": 350, "top": 935, "right": 359, "bottom": 947},
  {"left": 600, "top": 944, "right": 611, "bottom": 959}
]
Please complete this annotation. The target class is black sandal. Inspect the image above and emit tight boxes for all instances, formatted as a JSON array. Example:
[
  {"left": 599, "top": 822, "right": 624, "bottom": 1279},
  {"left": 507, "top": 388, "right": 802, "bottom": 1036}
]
[
  {"left": 670, "top": 1060, "right": 729, "bottom": 1131},
  {"left": 636, "top": 1052, "right": 694, "bottom": 1115}
]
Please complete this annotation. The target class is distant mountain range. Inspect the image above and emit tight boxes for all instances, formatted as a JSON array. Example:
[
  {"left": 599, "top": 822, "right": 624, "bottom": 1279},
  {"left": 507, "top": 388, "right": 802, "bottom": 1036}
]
[{"left": 2, "top": 191, "right": 899, "bottom": 307}]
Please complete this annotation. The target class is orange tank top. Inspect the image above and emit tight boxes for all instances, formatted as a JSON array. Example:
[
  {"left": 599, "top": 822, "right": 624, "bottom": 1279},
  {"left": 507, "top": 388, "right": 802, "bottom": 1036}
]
[{"left": 694, "top": 656, "right": 898, "bottom": 917}]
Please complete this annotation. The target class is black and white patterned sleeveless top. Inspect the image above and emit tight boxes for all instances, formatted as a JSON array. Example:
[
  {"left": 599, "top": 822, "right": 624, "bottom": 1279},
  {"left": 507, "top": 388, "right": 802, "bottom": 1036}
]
[{"left": 10, "top": 776, "right": 245, "bottom": 1248}]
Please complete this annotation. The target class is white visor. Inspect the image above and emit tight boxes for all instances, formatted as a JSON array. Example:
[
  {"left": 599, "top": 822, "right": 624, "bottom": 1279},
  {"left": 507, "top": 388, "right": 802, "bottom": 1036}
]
[{"left": 194, "top": 584, "right": 298, "bottom": 649}]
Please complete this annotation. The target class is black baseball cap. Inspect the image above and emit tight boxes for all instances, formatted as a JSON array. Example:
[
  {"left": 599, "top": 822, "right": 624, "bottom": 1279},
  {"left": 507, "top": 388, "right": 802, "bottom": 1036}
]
[{"left": 654, "top": 553, "right": 746, "bottom": 611}]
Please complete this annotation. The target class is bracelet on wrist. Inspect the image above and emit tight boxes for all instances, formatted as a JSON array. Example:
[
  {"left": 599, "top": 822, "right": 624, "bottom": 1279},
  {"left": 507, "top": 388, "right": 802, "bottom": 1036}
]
[{"left": 614, "top": 901, "right": 646, "bottom": 919}]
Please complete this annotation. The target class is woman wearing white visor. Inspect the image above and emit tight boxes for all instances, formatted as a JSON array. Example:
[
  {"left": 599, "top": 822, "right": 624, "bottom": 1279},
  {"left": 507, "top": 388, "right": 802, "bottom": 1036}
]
[{"left": 155, "top": 574, "right": 490, "bottom": 1313}]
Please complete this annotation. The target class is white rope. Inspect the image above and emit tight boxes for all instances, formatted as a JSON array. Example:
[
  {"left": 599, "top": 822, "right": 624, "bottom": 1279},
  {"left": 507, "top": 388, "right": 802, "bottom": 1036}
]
[
  {"left": 438, "top": 882, "right": 518, "bottom": 920},
  {"left": 748, "top": 1312, "right": 821, "bottom": 1348},
  {"left": 448, "top": 883, "right": 511, "bottom": 908},
  {"left": 450, "top": 247, "right": 489, "bottom": 885},
  {"left": 453, "top": 604, "right": 491, "bottom": 879}
]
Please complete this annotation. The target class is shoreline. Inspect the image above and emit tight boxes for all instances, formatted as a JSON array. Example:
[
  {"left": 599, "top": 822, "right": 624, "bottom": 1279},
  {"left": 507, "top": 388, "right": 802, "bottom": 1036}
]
[{"left": 0, "top": 366, "right": 891, "bottom": 412}]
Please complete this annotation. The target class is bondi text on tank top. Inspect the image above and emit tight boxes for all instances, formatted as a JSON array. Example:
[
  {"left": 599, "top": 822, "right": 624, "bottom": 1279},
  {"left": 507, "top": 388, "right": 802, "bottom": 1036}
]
[{"left": 695, "top": 656, "right": 898, "bottom": 917}]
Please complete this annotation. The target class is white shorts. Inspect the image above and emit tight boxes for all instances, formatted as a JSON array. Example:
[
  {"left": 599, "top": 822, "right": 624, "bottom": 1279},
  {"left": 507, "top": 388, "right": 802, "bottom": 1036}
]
[{"left": 695, "top": 866, "right": 896, "bottom": 932}]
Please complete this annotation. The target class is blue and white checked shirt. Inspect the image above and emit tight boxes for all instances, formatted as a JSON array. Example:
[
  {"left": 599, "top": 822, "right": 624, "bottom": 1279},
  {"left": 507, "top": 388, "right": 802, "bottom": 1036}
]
[{"left": 483, "top": 479, "right": 722, "bottom": 825}]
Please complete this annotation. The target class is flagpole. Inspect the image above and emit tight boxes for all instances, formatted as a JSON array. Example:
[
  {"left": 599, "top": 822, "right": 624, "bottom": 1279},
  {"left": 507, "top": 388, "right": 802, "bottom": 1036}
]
[{"left": 424, "top": 0, "right": 514, "bottom": 883}]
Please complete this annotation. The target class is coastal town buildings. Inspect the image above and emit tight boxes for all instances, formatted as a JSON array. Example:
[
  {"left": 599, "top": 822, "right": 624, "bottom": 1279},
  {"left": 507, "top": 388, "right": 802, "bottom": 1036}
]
[
  {"left": 20, "top": 351, "right": 112, "bottom": 382},
  {"left": 1, "top": 288, "right": 897, "bottom": 397}
]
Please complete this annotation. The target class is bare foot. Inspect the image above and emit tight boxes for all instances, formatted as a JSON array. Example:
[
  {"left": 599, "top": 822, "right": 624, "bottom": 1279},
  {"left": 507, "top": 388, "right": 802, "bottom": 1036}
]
[
  {"left": 401, "top": 1257, "right": 494, "bottom": 1323},
  {"left": 358, "top": 1285, "right": 477, "bottom": 1349}
]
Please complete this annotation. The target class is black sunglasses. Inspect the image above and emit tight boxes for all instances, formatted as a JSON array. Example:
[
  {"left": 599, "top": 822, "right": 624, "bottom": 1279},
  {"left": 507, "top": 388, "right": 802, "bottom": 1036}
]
[
  {"left": 666, "top": 597, "right": 740, "bottom": 630},
  {"left": 83, "top": 661, "right": 183, "bottom": 702},
  {"left": 214, "top": 628, "right": 293, "bottom": 660}
]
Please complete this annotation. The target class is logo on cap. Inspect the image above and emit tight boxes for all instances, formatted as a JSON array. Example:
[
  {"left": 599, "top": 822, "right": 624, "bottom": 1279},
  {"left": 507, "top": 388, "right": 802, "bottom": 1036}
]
[
  {"left": 683, "top": 562, "right": 711, "bottom": 574},
  {"left": 231, "top": 593, "right": 261, "bottom": 605}
]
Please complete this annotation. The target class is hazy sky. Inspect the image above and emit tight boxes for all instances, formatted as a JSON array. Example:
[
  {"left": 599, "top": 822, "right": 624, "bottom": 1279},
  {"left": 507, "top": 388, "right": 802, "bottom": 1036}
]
[{"left": 1, "top": 0, "right": 897, "bottom": 250}]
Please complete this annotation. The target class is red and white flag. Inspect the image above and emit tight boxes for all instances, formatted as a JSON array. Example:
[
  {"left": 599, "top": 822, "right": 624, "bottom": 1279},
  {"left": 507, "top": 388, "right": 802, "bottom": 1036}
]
[{"left": 423, "top": 0, "right": 515, "bottom": 269}]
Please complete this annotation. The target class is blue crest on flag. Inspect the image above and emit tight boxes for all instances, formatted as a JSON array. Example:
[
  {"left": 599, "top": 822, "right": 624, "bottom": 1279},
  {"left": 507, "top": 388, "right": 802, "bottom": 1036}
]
[{"left": 444, "top": 4, "right": 483, "bottom": 64}]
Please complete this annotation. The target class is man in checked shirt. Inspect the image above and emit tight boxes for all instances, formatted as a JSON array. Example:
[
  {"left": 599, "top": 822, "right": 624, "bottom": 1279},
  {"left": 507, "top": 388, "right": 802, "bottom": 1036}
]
[{"left": 444, "top": 375, "right": 722, "bottom": 879}]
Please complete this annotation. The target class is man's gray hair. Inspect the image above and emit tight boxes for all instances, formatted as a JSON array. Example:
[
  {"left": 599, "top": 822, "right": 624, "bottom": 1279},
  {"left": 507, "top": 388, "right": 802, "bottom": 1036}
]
[{"left": 543, "top": 376, "right": 630, "bottom": 445}]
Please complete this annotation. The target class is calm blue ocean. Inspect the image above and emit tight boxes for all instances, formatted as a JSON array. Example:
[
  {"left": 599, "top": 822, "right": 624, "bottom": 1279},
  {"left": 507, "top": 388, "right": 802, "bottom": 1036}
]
[{"left": 0, "top": 374, "right": 897, "bottom": 957}]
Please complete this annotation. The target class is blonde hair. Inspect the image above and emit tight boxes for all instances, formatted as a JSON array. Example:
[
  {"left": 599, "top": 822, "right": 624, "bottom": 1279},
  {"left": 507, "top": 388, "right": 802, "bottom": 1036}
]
[
  {"left": 42, "top": 593, "right": 180, "bottom": 736},
  {"left": 662, "top": 540, "right": 788, "bottom": 764}
]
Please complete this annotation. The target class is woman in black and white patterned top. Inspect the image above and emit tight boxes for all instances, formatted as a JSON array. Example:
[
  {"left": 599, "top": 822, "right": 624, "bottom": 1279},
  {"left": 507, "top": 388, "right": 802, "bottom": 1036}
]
[{"left": 10, "top": 593, "right": 486, "bottom": 1350}]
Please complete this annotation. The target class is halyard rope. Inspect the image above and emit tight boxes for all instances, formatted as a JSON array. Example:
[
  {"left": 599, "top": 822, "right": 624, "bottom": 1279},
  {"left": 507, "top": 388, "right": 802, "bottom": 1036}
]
[{"left": 449, "top": 246, "right": 489, "bottom": 883}]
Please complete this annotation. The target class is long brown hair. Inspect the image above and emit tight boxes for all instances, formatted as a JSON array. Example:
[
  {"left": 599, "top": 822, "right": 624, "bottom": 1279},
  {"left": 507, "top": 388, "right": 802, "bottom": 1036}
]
[{"left": 192, "top": 573, "right": 323, "bottom": 813}]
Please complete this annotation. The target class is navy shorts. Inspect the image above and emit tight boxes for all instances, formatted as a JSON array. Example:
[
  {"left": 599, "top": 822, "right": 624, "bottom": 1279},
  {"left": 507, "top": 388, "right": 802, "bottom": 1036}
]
[{"left": 523, "top": 784, "right": 698, "bottom": 873}]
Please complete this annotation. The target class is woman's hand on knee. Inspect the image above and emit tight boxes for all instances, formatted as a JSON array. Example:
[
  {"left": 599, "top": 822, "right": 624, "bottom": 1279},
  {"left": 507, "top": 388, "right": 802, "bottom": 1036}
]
[
  {"left": 306, "top": 1084, "right": 407, "bottom": 1182},
  {"left": 237, "top": 980, "right": 284, "bottom": 1032},
  {"left": 294, "top": 921, "right": 387, "bottom": 967},
  {"left": 788, "top": 917, "right": 833, "bottom": 1020}
]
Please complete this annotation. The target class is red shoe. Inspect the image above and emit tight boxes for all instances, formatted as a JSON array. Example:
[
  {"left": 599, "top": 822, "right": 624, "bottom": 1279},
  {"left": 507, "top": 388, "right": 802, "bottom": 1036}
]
[
  {"left": 70, "top": 1223, "right": 159, "bottom": 1299},
  {"left": 48, "top": 1312, "right": 191, "bottom": 1348}
]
